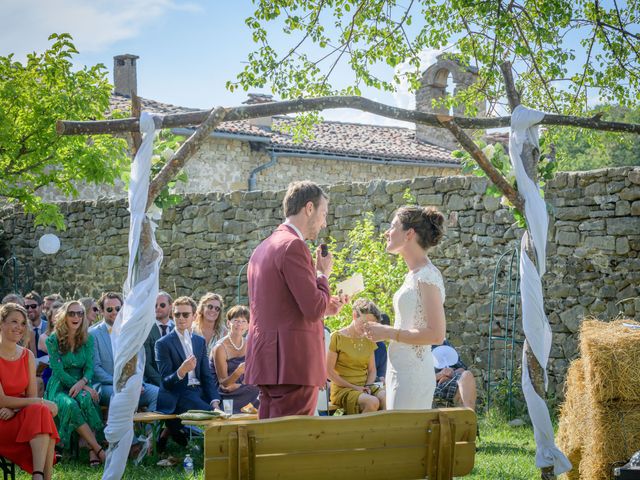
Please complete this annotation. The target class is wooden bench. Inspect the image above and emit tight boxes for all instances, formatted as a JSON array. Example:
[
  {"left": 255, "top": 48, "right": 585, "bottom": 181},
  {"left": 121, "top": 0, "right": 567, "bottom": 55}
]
[
  {"left": 132, "top": 412, "right": 178, "bottom": 454},
  {"left": 203, "top": 408, "right": 476, "bottom": 480}
]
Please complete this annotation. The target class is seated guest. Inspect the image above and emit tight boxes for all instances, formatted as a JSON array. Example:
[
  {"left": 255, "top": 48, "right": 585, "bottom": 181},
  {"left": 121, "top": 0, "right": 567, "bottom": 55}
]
[
  {"left": 432, "top": 340, "right": 477, "bottom": 410},
  {"left": 193, "top": 293, "right": 226, "bottom": 356},
  {"left": 327, "top": 299, "right": 386, "bottom": 414},
  {"left": 143, "top": 292, "right": 174, "bottom": 387},
  {"left": 37, "top": 301, "right": 63, "bottom": 389},
  {"left": 24, "top": 292, "right": 48, "bottom": 361},
  {"left": 155, "top": 296, "right": 220, "bottom": 449},
  {"left": 315, "top": 325, "right": 332, "bottom": 415},
  {"left": 374, "top": 313, "right": 390, "bottom": 384},
  {"left": 78, "top": 298, "right": 99, "bottom": 326},
  {"left": 211, "top": 306, "right": 259, "bottom": 414},
  {"left": 2, "top": 293, "right": 24, "bottom": 306},
  {"left": 44, "top": 301, "right": 105, "bottom": 466},
  {"left": 37, "top": 301, "right": 63, "bottom": 354},
  {"left": 0, "top": 303, "right": 59, "bottom": 480},
  {"left": 90, "top": 292, "right": 158, "bottom": 412},
  {"left": 42, "top": 295, "right": 63, "bottom": 318}
]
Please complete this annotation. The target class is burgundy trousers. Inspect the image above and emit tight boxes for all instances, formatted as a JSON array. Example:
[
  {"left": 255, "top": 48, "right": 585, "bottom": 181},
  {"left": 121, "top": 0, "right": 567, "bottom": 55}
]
[{"left": 257, "top": 384, "right": 318, "bottom": 419}]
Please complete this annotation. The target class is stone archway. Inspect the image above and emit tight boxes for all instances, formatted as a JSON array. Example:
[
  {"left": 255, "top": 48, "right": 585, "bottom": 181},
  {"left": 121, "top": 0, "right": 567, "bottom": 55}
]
[{"left": 415, "top": 54, "right": 486, "bottom": 150}]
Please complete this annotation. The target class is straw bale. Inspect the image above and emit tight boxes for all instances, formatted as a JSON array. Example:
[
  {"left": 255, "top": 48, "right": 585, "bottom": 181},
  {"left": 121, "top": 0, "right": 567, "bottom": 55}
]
[
  {"left": 556, "top": 359, "right": 588, "bottom": 480},
  {"left": 579, "top": 319, "right": 640, "bottom": 403},
  {"left": 579, "top": 400, "right": 640, "bottom": 480}
]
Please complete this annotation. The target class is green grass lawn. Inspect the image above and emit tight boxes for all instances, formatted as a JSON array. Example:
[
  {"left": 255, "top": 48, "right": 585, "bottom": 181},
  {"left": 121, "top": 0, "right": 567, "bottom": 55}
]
[{"left": 15, "top": 412, "right": 539, "bottom": 479}]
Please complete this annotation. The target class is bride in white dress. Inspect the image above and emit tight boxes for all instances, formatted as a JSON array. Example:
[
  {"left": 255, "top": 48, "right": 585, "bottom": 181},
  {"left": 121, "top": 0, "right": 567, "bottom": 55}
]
[{"left": 364, "top": 205, "right": 446, "bottom": 410}]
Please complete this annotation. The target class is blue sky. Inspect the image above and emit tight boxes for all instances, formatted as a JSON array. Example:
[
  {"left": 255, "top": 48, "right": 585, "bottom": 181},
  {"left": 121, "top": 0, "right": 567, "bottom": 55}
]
[
  {"left": 1, "top": 1, "right": 611, "bottom": 127},
  {"left": 0, "top": 0, "right": 441, "bottom": 127}
]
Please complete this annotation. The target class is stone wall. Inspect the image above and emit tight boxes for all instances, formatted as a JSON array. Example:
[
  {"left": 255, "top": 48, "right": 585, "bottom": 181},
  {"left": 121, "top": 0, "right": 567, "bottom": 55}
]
[{"left": 2, "top": 167, "right": 639, "bottom": 398}]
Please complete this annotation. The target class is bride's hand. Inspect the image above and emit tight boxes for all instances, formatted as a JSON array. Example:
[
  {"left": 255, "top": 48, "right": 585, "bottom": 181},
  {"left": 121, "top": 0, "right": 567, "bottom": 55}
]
[{"left": 363, "top": 323, "right": 391, "bottom": 342}]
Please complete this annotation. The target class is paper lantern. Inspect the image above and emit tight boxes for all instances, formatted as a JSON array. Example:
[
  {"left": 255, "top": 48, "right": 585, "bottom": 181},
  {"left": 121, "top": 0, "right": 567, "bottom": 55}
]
[{"left": 38, "top": 234, "right": 60, "bottom": 255}]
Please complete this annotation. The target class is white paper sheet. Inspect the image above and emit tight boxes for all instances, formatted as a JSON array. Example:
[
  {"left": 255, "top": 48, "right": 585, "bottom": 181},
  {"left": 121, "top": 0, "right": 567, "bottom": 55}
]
[{"left": 336, "top": 273, "right": 365, "bottom": 297}]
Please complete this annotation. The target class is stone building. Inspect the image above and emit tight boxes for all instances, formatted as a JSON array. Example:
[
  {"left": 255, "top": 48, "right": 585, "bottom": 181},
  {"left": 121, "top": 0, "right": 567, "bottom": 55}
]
[{"left": 42, "top": 54, "right": 486, "bottom": 201}]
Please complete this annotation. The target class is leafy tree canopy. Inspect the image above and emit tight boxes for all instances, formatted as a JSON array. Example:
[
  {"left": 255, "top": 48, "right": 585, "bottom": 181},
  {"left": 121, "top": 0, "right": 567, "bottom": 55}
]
[
  {"left": 232, "top": 1, "right": 639, "bottom": 117},
  {"left": 554, "top": 104, "right": 640, "bottom": 170},
  {"left": 0, "top": 33, "right": 128, "bottom": 229}
]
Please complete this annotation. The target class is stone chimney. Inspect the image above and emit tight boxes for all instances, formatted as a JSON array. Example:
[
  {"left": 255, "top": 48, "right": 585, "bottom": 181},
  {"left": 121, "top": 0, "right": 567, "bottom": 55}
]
[
  {"left": 415, "top": 54, "right": 485, "bottom": 150},
  {"left": 242, "top": 93, "right": 274, "bottom": 128},
  {"left": 113, "top": 54, "right": 139, "bottom": 98}
]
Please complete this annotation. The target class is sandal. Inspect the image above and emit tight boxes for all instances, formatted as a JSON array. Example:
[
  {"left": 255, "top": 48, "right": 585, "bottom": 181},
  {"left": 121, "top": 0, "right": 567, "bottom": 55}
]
[
  {"left": 89, "top": 447, "right": 104, "bottom": 467},
  {"left": 32, "top": 471, "right": 44, "bottom": 480}
]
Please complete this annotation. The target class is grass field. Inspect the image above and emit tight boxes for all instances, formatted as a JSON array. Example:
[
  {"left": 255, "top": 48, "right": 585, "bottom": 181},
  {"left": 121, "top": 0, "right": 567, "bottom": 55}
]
[{"left": 14, "top": 411, "right": 541, "bottom": 479}]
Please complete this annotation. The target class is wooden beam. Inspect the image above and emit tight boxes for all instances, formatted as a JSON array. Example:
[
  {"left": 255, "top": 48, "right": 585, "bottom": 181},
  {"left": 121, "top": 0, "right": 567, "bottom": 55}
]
[
  {"left": 56, "top": 96, "right": 640, "bottom": 136},
  {"left": 146, "top": 106, "right": 227, "bottom": 210},
  {"left": 437, "top": 116, "right": 524, "bottom": 212}
]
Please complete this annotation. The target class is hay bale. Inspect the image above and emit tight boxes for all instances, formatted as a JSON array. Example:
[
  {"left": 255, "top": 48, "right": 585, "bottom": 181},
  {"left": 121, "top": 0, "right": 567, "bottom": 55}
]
[
  {"left": 579, "top": 319, "right": 640, "bottom": 403},
  {"left": 579, "top": 401, "right": 640, "bottom": 480},
  {"left": 557, "top": 359, "right": 587, "bottom": 480}
]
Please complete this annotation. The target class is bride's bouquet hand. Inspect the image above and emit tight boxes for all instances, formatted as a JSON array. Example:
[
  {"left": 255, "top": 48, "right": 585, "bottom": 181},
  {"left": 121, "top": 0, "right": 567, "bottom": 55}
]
[{"left": 363, "top": 322, "right": 391, "bottom": 342}]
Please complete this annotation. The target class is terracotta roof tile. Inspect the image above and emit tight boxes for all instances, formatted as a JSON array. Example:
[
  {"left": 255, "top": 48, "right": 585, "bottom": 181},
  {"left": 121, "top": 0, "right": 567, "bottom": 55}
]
[{"left": 110, "top": 94, "right": 458, "bottom": 166}]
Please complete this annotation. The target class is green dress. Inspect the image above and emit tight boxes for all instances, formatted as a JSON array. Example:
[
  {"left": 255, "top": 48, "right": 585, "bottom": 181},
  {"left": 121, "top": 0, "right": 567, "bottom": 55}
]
[
  {"left": 44, "top": 333, "right": 104, "bottom": 448},
  {"left": 329, "top": 331, "right": 379, "bottom": 414}
]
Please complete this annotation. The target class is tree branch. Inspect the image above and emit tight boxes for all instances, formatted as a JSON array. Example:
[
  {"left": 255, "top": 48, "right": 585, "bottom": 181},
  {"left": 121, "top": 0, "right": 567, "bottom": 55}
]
[
  {"left": 500, "top": 62, "right": 521, "bottom": 111},
  {"left": 437, "top": 115, "right": 524, "bottom": 212},
  {"left": 57, "top": 95, "right": 640, "bottom": 136},
  {"left": 146, "top": 106, "right": 227, "bottom": 210}
]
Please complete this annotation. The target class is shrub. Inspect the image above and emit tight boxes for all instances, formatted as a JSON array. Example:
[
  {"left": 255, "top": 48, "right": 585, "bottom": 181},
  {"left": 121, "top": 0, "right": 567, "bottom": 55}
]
[{"left": 326, "top": 213, "right": 407, "bottom": 331}]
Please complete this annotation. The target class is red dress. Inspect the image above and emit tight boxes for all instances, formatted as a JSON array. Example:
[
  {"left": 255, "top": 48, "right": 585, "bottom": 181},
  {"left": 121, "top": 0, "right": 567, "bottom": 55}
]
[{"left": 0, "top": 348, "right": 59, "bottom": 474}]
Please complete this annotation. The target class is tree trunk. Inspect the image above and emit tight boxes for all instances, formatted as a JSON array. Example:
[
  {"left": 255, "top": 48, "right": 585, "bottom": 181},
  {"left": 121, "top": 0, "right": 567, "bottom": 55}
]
[{"left": 500, "top": 61, "right": 555, "bottom": 480}]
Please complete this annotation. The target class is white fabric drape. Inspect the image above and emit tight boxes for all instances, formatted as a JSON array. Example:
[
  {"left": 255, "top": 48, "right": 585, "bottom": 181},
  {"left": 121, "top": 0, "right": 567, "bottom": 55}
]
[
  {"left": 103, "top": 112, "right": 162, "bottom": 480},
  {"left": 510, "top": 105, "right": 571, "bottom": 475}
]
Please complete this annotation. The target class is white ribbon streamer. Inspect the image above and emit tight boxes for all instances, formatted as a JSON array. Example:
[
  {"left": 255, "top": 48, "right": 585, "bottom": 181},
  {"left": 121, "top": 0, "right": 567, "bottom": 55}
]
[
  {"left": 102, "top": 112, "right": 163, "bottom": 480},
  {"left": 510, "top": 105, "right": 571, "bottom": 475}
]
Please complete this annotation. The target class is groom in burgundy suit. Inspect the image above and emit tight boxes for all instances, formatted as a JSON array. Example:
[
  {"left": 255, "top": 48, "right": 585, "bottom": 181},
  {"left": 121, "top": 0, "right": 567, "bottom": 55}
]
[{"left": 245, "top": 181, "right": 345, "bottom": 419}]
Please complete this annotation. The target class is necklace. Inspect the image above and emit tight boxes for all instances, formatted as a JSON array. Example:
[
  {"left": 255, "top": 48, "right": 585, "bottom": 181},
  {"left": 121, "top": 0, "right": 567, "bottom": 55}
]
[
  {"left": 0, "top": 345, "right": 20, "bottom": 361},
  {"left": 228, "top": 335, "right": 244, "bottom": 351},
  {"left": 341, "top": 327, "right": 367, "bottom": 352}
]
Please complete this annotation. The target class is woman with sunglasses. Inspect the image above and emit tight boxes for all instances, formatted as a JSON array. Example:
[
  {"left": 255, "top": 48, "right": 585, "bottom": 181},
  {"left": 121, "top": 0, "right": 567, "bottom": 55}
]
[
  {"left": 0, "top": 303, "right": 59, "bottom": 480},
  {"left": 212, "top": 306, "right": 259, "bottom": 414},
  {"left": 193, "top": 293, "right": 226, "bottom": 356},
  {"left": 44, "top": 302, "right": 105, "bottom": 467},
  {"left": 78, "top": 298, "right": 100, "bottom": 326}
]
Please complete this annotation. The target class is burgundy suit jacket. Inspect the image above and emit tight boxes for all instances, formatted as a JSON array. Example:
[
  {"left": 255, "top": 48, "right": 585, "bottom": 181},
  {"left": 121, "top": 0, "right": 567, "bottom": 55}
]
[{"left": 245, "top": 224, "right": 330, "bottom": 387}]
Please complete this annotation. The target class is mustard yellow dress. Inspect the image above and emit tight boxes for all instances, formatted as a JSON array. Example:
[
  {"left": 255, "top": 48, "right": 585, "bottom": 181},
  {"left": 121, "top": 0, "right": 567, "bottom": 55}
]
[{"left": 329, "top": 331, "right": 379, "bottom": 414}]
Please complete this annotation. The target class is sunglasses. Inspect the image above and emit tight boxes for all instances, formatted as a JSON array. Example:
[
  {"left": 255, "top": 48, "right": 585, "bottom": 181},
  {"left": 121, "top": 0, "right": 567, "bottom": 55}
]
[
  {"left": 67, "top": 311, "right": 84, "bottom": 318},
  {"left": 24, "top": 304, "right": 39, "bottom": 310},
  {"left": 206, "top": 305, "right": 221, "bottom": 312},
  {"left": 156, "top": 303, "right": 167, "bottom": 309},
  {"left": 105, "top": 306, "right": 121, "bottom": 313},
  {"left": 174, "top": 311, "right": 192, "bottom": 319}
]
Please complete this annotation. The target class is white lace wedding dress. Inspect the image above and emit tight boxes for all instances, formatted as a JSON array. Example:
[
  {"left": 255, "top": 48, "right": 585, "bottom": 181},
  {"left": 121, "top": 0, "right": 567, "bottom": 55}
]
[{"left": 386, "top": 261, "right": 446, "bottom": 410}]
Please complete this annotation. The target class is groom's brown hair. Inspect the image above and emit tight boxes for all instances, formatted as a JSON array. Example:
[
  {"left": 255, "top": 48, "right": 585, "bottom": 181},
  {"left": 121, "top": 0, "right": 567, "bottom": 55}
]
[{"left": 283, "top": 181, "right": 328, "bottom": 217}]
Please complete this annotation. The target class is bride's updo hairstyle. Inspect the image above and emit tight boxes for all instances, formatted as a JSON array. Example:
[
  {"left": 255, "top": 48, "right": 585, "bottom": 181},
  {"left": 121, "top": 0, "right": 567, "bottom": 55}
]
[{"left": 396, "top": 205, "right": 445, "bottom": 250}]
